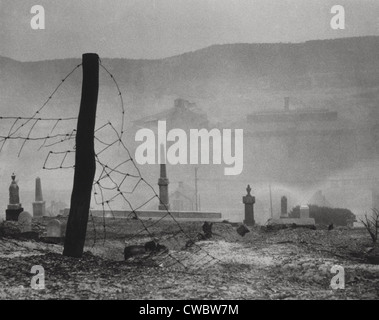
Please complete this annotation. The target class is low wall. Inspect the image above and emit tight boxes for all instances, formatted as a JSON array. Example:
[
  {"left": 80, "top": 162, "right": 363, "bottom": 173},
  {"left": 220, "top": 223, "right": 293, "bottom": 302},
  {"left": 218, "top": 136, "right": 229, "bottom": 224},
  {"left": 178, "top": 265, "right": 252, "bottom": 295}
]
[
  {"left": 268, "top": 218, "right": 315, "bottom": 226},
  {"left": 60, "top": 208, "right": 222, "bottom": 221}
]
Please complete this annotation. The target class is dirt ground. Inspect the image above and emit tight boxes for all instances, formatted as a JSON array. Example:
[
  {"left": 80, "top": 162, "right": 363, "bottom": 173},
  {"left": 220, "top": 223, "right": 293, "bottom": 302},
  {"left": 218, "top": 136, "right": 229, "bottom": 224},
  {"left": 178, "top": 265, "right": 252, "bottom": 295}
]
[{"left": 0, "top": 218, "right": 378, "bottom": 300}]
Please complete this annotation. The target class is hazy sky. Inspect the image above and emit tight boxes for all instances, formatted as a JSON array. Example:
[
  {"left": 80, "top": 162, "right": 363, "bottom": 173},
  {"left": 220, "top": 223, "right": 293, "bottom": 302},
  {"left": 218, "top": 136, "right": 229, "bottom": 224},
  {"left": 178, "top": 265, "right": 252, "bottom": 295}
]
[{"left": 1, "top": 0, "right": 378, "bottom": 61}]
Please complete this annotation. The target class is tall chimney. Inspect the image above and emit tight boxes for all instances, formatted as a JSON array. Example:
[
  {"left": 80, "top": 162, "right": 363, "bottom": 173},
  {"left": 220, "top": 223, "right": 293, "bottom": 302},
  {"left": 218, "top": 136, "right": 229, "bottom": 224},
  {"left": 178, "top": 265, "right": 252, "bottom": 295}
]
[
  {"left": 158, "top": 144, "right": 170, "bottom": 210},
  {"left": 158, "top": 163, "right": 170, "bottom": 210}
]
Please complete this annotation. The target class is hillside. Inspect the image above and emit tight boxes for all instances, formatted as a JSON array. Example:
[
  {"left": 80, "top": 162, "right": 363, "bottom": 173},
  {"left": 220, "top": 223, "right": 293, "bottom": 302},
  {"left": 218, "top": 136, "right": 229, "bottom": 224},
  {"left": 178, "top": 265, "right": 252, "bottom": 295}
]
[{"left": 1, "top": 36, "right": 379, "bottom": 120}]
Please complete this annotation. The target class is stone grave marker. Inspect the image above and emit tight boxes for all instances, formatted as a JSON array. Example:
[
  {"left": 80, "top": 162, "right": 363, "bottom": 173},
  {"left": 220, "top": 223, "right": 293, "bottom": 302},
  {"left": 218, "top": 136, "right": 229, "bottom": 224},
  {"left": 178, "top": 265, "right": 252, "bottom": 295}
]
[
  {"left": 46, "top": 219, "right": 62, "bottom": 238},
  {"left": 280, "top": 196, "right": 288, "bottom": 218},
  {"left": 300, "top": 205, "right": 310, "bottom": 219},
  {"left": 242, "top": 185, "right": 255, "bottom": 226},
  {"left": 18, "top": 211, "right": 32, "bottom": 233},
  {"left": 6, "top": 173, "right": 24, "bottom": 221}
]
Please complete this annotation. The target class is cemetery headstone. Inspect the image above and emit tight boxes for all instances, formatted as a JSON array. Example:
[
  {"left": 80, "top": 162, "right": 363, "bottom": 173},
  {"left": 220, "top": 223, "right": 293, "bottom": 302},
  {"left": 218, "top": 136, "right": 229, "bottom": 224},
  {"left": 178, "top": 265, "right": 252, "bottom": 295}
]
[
  {"left": 300, "top": 205, "right": 310, "bottom": 219},
  {"left": 18, "top": 211, "right": 32, "bottom": 233},
  {"left": 280, "top": 196, "right": 288, "bottom": 218},
  {"left": 243, "top": 185, "right": 255, "bottom": 226},
  {"left": 46, "top": 219, "right": 62, "bottom": 238},
  {"left": 6, "top": 173, "right": 24, "bottom": 221}
]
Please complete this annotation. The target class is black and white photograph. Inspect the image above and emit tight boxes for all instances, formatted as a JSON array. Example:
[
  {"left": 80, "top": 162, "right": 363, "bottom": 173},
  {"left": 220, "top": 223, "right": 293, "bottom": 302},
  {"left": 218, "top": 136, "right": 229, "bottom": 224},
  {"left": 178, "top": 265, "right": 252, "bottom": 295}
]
[{"left": 0, "top": 0, "right": 378, "bottom": 304}]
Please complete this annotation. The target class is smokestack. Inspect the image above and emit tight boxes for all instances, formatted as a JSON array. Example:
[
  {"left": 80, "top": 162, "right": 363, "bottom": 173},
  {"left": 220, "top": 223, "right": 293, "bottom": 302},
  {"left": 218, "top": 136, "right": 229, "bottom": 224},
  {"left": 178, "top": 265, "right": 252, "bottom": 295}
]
[
  {"left": 284, "top": 97, "right": 290, "bottom": 111},
  {"left": 158, "top": 145, "right": 170, "bottom": 211}
]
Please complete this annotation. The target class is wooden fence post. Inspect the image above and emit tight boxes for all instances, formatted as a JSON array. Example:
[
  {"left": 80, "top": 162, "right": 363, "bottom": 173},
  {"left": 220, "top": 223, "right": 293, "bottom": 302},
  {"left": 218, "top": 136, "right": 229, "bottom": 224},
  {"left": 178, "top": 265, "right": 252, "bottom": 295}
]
[{"left": 63, "top": 53, "right": 99, "bottom": 258}]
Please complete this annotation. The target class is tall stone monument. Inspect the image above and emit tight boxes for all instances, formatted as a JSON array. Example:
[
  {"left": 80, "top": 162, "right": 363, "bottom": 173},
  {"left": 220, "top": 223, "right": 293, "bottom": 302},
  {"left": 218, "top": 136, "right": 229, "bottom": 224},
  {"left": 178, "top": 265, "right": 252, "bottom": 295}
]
[
  {"left": 280, "top": 196, "right": 288, "bottom": 218},
  {"left": 243, "top": 185, "right": 255, "bottom": 226},
  {"left": 158, "top": 163, "right": 170, "bottom": 210},
  {"left": 6, "top": 173, "right": 24, "bottom": 221},
  {"left": 32, "top": 177, "right": 46, "bottom": 217}
]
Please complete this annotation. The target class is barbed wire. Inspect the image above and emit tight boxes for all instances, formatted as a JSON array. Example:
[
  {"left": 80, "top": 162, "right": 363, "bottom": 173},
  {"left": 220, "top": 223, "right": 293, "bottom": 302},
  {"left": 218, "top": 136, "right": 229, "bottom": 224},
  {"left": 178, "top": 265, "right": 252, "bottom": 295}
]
[
  {"left": 0, "top": 58, "right": 222, "bottom": 272},
  {"left": 89, "top": 120, "right": 221, "bottom": 270},
  {"left": 0, "top": 64, "right": 82, "bottom": 156},
  {"left": 99, "top": 62, "right": 125, "bottom": 140}
]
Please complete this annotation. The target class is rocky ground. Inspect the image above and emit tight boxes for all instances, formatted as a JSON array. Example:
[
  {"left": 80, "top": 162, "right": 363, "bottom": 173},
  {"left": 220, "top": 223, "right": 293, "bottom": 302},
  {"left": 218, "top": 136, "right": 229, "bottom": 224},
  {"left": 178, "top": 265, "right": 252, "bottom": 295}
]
[{"left": 0, "top": 218, "right": 378, "bottom": 300}]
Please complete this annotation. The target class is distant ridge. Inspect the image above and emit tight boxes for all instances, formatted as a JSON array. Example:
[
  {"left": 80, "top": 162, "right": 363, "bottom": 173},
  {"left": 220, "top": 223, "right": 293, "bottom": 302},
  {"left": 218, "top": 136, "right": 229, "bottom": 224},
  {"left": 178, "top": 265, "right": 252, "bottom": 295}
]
[{"left": 1, "top": 36, "right": 379, "bottom": 117}]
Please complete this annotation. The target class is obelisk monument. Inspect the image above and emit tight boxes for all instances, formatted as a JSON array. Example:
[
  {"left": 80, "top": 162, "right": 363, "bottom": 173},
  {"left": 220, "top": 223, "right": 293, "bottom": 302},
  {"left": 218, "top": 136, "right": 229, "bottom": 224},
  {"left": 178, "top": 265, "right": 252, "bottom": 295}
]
[{"left": 33, "top": 177, "right": 46, "bottom": 217}]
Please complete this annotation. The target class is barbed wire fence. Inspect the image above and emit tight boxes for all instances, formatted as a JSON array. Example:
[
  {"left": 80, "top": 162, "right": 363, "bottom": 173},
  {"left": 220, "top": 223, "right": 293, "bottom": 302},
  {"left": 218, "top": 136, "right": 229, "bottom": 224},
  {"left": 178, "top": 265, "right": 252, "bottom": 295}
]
[{"left": 0, "top": 58, "right": 223, "bottom": 272}]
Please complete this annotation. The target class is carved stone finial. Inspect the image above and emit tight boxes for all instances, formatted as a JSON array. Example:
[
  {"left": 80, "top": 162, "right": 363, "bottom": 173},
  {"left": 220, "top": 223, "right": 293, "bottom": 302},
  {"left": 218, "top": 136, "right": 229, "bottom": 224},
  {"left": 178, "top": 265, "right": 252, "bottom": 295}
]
[{"left": 246, "top": 184, "right": 251, "bottom": 196}]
